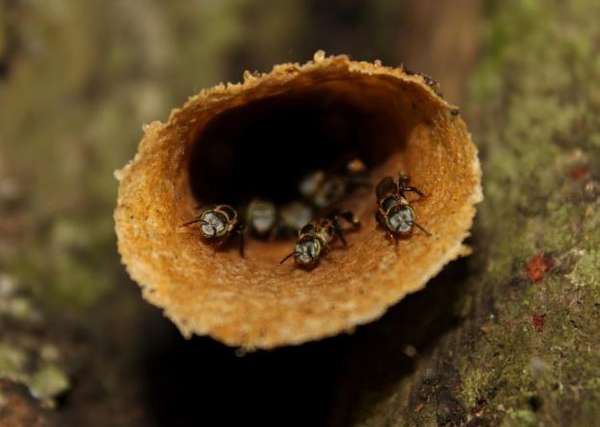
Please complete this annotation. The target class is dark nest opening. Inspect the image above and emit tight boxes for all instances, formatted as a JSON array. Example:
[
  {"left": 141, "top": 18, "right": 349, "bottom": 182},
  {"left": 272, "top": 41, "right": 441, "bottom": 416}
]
[{"left": 188, "top": 83, "right": 407, "bottom": 210}]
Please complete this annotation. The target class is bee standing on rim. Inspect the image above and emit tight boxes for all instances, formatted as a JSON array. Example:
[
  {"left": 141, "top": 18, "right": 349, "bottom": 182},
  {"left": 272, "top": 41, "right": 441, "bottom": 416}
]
[
  {"left": 182, "top": 204, "right": 245, "bottom": 256},
  {"left": 280, "top": 210, "right": 360, "bottom": 269},
  {"left": 375, "top": 173, "right": 431, "bottom": 242}
]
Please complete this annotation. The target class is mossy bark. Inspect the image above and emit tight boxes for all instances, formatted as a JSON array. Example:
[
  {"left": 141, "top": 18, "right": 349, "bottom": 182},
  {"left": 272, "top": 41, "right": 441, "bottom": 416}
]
[{"left": 331, "top": 1, "right": 600, "bottom": 426}]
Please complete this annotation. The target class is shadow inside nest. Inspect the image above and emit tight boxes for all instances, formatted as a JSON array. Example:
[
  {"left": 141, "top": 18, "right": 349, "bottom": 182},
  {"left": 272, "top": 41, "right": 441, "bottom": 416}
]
[{"left": 139, "top": 257, "right": 471, "bottom": 427}]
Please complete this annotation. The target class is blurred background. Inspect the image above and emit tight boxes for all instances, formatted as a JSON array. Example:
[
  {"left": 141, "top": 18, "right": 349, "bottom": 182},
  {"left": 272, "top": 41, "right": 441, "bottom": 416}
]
[{"left": 0, "top": 1, "right": 482, "bottom": 425}]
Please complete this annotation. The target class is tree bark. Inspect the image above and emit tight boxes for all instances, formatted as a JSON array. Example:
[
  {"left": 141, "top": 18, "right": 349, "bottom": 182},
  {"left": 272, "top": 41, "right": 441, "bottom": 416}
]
[{"left": 330, "top": 1, "right": 600, "bottom": 425}]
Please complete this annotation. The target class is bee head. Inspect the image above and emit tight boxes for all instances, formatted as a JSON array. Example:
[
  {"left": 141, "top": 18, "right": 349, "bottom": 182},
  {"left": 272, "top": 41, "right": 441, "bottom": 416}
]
[
  {"left": 294, "top": 236, "right": 323, "bottom": 267},
  {"left": 247, "top": 199, "right": 277, "bottom": 236},
  {"left": 388, "top": 204, "right": 415, "bottom": 235},
  {"left": 313, "top": 177, "right": 346, "bottom": 208},
  {"left": 199, "top": 210, "right": 229, "bottom": 239}
]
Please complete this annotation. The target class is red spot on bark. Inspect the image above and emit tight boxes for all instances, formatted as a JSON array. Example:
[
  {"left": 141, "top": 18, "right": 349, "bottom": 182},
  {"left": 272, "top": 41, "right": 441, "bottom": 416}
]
[
  {"left": 531, "top": 314, "right": 545, "bottom": 332},
  {"left": 526, "top": 253, "right": 554, "bottom": 283},
  {"left": 570, "top": 165, "right": 590, "bottom": 180}
]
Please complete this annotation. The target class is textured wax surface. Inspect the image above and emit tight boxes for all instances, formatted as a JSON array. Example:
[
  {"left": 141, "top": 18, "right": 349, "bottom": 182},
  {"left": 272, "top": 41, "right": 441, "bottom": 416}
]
[{"left": 114, "top": 53, "right": 482, "bottom": 349}]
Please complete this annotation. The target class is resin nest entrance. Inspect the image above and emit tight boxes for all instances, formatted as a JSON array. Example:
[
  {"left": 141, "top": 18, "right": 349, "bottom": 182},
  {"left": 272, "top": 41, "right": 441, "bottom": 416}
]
[{"left": 114, "top": 53, "right": 482, "bottom": 349}]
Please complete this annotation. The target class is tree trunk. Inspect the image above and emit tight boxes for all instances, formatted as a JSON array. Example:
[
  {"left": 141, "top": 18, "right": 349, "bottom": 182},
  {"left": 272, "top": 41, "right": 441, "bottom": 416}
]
[{"left": 330, "top": 1, "right": 600, "bottom": 425}]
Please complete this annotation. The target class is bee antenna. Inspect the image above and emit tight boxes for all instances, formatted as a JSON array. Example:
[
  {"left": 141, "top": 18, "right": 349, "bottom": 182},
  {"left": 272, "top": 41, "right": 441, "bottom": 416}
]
[
  {"left": 413, "top": 222, "right": 432, "bottom": 236},
  {"left": 181, "top": 218, "right": 209, "bottom": 227},
  {"left": 280, "top": 251, "right": 299, "bottom": 265}
]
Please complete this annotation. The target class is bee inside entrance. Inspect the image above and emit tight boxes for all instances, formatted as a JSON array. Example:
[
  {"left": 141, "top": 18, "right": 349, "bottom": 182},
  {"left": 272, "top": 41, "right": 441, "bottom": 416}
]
[{"left": 187, "top": 79, "right": 414, "bottom": 252}]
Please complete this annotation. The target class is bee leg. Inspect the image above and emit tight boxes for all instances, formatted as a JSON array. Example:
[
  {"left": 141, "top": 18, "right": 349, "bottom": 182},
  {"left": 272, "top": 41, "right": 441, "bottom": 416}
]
[
  {"left": 397, "top": 174, "right": 426, "bottom": 199},
  {"left": 236, "top": 224, "right": 246, "bottom": 257},
  {"left": 337, "top": 210, "right": 361, "bottom": 229},
  {"left": 375, "top": 211, "right": 386, "bottom": 230},
  {"left": 403, "top": 186, "right": 426, "bottom": 198},
  {"left": 335, "top": 225, "right": 348, "bottom": 246},
  {"left": 407, "top": 187, "right": 426, "bottom": 197},
  {"left": 213, "top": 236, "right": 225, "bottom": 252},
  {"left": 331, "top": 215, "right": 350, "bottom": 246},
  {"left": 385, "top": 231, "right": 397, "bottom": 245}
]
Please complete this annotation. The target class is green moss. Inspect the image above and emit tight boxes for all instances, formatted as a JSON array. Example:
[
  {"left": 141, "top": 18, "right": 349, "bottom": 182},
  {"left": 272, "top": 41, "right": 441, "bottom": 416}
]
[
  {"left": 451, "top": 0, "right": 600, "bottom": 423},
  {"left": 0, "top": 344, "right": 27, "bottom": 381},
  {"left": 1, "top": 0, "right": 315, "bottom": 315},
  {"left": 459, "top": 368, "right": 493, "bottom": 408},
  {"left": 542, "top": 201, "right": 581, "bottom": 251},
  {"left": 503, "top": 409, "right": 537, "bottom": 427},
  {"left": 0, "top": 340, "right": 70, "bottom": 408},
  {"left": 569, "top": 251, "right": 600, "bottom": 290},
  {"left": 581, "top": 209, "right": 600, "bottom": 250},
  {"left": 29, "top": 364, "right": 70, "bottom": 403}
]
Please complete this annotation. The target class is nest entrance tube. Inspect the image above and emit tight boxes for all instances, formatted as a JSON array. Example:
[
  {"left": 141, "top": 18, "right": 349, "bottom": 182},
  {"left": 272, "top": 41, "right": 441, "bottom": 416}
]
[{"left": 115, "top": 53, "right": 482, "bottom": 349}]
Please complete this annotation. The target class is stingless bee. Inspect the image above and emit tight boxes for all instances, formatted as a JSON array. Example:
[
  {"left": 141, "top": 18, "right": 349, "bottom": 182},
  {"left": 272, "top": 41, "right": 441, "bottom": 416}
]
[
  {"left": 245, "top": 199, "right": 277, "bottom": 238},
  {"left": 375, "top": 174, "right": 431, "bottom": 241},
  {"left": 299, "top": 158, "right": 371, "bottom": 209},
  {"left": 274, "top": 201, "right": 314, "bottom": 238},
  {"left": 280, "top": 210, "right": 360, "bottom": 268},
  {"left": 245, "top": 199, "right": 314, "bottom": 240},
  {"left": 182, "top": 204, "right": 245, "bottom": 256}
]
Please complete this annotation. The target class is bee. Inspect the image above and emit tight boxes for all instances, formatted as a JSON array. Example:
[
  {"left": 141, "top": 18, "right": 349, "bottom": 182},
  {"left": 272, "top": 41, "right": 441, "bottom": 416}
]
[
  {"left": 182, "top": 204, "right": 245, "bottom": 256},
  {"left": 280, "top": 210, "right": 360, "bottom": 268},
  {"left": 275, "top": 201, "right": 314, "bottom": 238},
  {"left": 375, "top": 174, "right": 431, "bottom": 241},
  {"left": 245, "top": 199, "right": 314, "bottom": 240},
  {"left": 299, "top": 158, "right": 370, "bottom": 210},
  {"left": 245, "top": 199, "right": 277, "bottom": 238}
]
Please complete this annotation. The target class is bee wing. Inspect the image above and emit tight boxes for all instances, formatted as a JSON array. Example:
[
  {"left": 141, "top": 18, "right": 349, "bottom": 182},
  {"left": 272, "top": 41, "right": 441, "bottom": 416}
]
[{"left": 376, "top": 176, "right": 397, "bottom": 200}]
